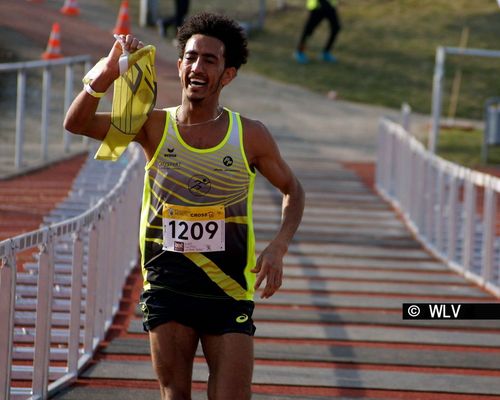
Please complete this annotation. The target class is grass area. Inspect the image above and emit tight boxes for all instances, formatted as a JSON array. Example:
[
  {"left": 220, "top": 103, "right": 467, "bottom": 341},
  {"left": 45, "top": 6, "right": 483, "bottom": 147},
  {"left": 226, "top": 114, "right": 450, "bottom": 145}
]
[
  {"left": 437, "top": 128, "right": 500, "bottom": 167},
  {"left": 242, "top": 0, "right": 500, "bottom": 121}
]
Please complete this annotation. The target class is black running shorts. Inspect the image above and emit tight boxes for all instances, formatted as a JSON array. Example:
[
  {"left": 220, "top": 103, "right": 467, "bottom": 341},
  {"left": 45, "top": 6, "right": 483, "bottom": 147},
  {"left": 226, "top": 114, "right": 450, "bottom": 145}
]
[{"left": 139, "top": 288, "right": 256, "bottom": 336}]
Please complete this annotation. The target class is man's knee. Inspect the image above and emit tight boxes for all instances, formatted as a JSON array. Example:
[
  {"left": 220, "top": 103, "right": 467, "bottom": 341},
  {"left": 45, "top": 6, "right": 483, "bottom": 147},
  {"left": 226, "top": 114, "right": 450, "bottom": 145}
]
[{"left": 159, "top": 385, "right": 192, "bottom": 400}]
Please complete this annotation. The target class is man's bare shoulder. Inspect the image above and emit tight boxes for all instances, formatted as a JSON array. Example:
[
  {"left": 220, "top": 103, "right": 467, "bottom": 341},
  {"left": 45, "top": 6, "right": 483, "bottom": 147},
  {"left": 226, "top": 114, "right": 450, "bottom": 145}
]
[
  {"left": 150, "top": 108, "right": 169, "bottom": 121},
  {"left": 135, "top": 108, "right": 169, "bottom": 157},
  {"left": 239, "top": 115, "right": 279, "bottom": 165},
  {"left": 142, "top": 108, "right": 169, "bottom": 132},
  {"left": 239, "top": 115, "right": 270, "bottom": 139}
]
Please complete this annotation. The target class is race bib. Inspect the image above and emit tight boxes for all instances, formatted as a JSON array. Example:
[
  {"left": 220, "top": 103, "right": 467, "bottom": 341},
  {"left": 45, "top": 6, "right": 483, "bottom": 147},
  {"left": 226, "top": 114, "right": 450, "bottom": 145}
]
[{"left": 162, "top": 204, "right": 225, "bottom": 253}]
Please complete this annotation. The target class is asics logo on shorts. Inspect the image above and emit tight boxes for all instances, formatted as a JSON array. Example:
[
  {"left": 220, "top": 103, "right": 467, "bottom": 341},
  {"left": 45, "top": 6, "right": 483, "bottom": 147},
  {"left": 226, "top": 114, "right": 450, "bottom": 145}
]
[
  {"left": 140, "top": 302, "right": 149, "bottom": 318},
  {"left": 236, "top": 313, "right": 249, "bottom": 323}
]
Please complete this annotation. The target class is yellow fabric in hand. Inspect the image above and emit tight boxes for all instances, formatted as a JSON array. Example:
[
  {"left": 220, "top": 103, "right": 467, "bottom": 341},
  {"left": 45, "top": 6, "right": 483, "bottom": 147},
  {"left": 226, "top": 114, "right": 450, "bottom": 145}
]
[{"left": 94, "top": 45, "right": 157, "bottom": 161}]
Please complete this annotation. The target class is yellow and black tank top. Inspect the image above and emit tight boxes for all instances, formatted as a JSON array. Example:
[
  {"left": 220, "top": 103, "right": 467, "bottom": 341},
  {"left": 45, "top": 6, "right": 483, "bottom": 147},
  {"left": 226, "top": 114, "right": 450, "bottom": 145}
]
[{"left": 139, "top": 107, "right": 256, "bottom": 301}]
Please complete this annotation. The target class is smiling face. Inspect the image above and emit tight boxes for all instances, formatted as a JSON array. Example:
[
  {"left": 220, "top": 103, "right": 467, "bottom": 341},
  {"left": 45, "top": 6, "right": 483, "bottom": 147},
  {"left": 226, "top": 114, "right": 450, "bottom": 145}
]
[{"left": 178, "top": 34, "right": 236, "bottom": 103}]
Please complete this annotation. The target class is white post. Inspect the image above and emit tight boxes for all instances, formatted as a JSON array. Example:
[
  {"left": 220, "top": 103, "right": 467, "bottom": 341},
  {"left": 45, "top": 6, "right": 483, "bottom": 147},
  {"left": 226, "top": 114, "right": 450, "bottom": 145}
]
[
  {"left": 15, "top": 70, "right": 26, "bottom": 170},
  {"left": 0, "top": 242, "right": 16, "bottom": 400},
  {"left": 429, "top": 46, "right": 445, "bottom": 154},
  {"left": 447, "top": 174, "right": 459, "bottom": 262},
  {"left": 416, "top": 155, "right": 428, "bottom": 232},
  {"left": 375, "top": 120, "right": 386, "bottom": 192},
  {"left": 424, "top": 160, "right": 436, "bottom": 243},
  {"left": 95, "top": 212, "right": 108, "bottom": 339},
  {"left": 68, "top": 230, "right": 84, "bottom": 377},
  {"left": 481, "top": 179, "right": 496, "bottom": 282},
  {"left": 84, "top": 222, "right": 99, "bottom": 355},
  {"left": 139, "top": 0, "right": 159, "bottom": 27},
  {"left": 401, "top": 138, "right": 412, "bottom": 212},
  {"left": 385, "top": 128, "right": 395, "bottom": 196},
  {"left": 407, "top": 149, "right": 417, "bottom": 222},
  {"left": 32, "top": 231, "right": 55, "bottom": 399},
  {"left": 435, "top": 167, "right": 446, "bottom": 254},
  {"left": 64, "top": 64, "right": 74, "bottom": 153},
  {"left": 41, "top": 67, "right": 52, "bottom": 163},
  {"left": 139, "top": 0, "right": 148, "bottom": 27},
  {"left": 401, "top": 102, "right": 411, "bottom": 132},
  {"left": 462, "top": 175, "right": 476, "bottom": 272}
]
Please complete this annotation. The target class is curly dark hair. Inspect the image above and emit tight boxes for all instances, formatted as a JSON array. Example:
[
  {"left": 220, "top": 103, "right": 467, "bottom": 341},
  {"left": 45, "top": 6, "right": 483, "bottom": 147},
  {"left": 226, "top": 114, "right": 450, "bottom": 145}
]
[{"left": 177, "top": 12, "right": 248, "bottom": 70}]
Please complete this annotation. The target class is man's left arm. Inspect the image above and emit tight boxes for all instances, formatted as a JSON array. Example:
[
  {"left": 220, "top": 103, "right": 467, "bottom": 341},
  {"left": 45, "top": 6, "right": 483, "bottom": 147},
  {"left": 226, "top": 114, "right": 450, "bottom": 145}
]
[{"left": 246, "top": 120, "right": 305, "bottom": 299}]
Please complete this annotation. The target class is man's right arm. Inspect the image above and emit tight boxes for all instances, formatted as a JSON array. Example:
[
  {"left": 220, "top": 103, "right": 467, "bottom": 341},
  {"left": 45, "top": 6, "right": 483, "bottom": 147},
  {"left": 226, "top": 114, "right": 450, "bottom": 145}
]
[
  {"left": 63, "top": 88, "right": 112, "bottom": 141},
  {"left": 63, "top": 35, "right": 142, "bottom": 141}
]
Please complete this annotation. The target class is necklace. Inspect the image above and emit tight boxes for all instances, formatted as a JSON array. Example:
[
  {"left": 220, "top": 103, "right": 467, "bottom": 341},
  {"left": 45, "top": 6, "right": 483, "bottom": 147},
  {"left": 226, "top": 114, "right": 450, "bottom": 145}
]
[{"left": 175, "top": 106, "right": 224, "bottom": 127}]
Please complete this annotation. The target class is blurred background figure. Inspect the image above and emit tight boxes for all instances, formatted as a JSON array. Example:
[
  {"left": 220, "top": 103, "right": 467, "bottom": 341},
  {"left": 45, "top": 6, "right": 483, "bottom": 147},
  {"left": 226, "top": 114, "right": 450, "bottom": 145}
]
[
  {"left": 145, "top": 0, "right": 160, "bottom": 26},
  {"left": 295, "top": 0, "right": 341, "bottom": 64},
  {"left": 157, "top": 0, "right": 190, "bottom": 38}
]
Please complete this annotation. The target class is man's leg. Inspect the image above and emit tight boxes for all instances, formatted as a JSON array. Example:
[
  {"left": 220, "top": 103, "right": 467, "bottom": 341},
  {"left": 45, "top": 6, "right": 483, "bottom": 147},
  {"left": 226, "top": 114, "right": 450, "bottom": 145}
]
[
  {"left": 295, "top": 9, "right": 323, "bottom": 63},
  {"left": 149, "top": 321, "right": 199, "bottom": 400},
  {"left": 324, "top": 7, "right": 340, "bottom": 52},
  {"left": 297, "top": 9, "right": 323, "bottom": 52},
  {"left": 201, "top": 333, "right": 254, "bottom": 400},
  {"left": 176, "top": 0, "right": 190, "bottom": 28}
]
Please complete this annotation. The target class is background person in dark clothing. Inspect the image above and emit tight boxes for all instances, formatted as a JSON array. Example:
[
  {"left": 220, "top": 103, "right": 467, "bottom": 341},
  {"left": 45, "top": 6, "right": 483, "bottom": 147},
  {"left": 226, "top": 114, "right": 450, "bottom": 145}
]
[
  {"left": 157, "top": 0, "right": 190, "bottom": 37},
  {"left": 295, "top": 0, "right": 341, "bottom": 64}
]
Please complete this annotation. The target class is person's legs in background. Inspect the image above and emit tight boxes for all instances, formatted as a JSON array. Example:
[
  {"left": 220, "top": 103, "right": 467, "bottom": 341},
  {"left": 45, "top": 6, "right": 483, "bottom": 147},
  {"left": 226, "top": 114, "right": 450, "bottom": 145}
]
[
  {"left": 175, "top": 0, "right": 190, "bottom": 28},
  {"left": 295, "top": 8, "right": 323, "bottom": 64},
  {"left": 321, "top": 2, "right": 341, "bottom": 62},
  {"left": 158, "top": 0, "right": 189, "bottom": 38}
]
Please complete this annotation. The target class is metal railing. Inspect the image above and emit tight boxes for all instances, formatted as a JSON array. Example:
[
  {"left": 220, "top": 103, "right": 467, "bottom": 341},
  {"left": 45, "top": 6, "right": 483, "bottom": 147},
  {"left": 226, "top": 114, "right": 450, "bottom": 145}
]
[
  {"left": 0, "top": 55, "right": 92, "bottom": 171},
  {"left": 376, "top": 117, "right": 500, "bottom": 298},
  {"left": 0, "top": 144, "right": 144, "bottom": 400}
]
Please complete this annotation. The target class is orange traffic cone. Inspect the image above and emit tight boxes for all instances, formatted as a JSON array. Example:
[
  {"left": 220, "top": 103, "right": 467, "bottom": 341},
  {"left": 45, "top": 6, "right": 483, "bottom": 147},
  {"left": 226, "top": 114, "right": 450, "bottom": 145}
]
[
  {"left": 41, "top": 22, "right": 63, "bottom": 60},
  {"left": 113, "top": 0, "right": 131, "bottom": 35},
  {"left": 60, "top": 0, "right": 80, "bottom": 16}
]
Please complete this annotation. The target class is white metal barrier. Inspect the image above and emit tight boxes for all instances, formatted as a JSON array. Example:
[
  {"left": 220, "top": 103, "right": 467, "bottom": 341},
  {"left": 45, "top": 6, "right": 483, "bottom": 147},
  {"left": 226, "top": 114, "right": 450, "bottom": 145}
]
[
  {"left": 0, "top": 144, "right": 144, "bottom": 400},
  {"left": 0, "top": 55, "right": 92, "bottom": 170},
  {"left": 376, "top": 118, "right": 500, "bottom": 298}
]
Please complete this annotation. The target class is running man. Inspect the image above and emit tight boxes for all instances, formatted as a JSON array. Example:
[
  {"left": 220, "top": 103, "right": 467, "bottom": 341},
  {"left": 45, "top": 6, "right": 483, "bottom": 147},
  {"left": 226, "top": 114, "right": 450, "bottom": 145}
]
[{"left": 64, "top": 12, "right": 305, "bottom": 400}]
